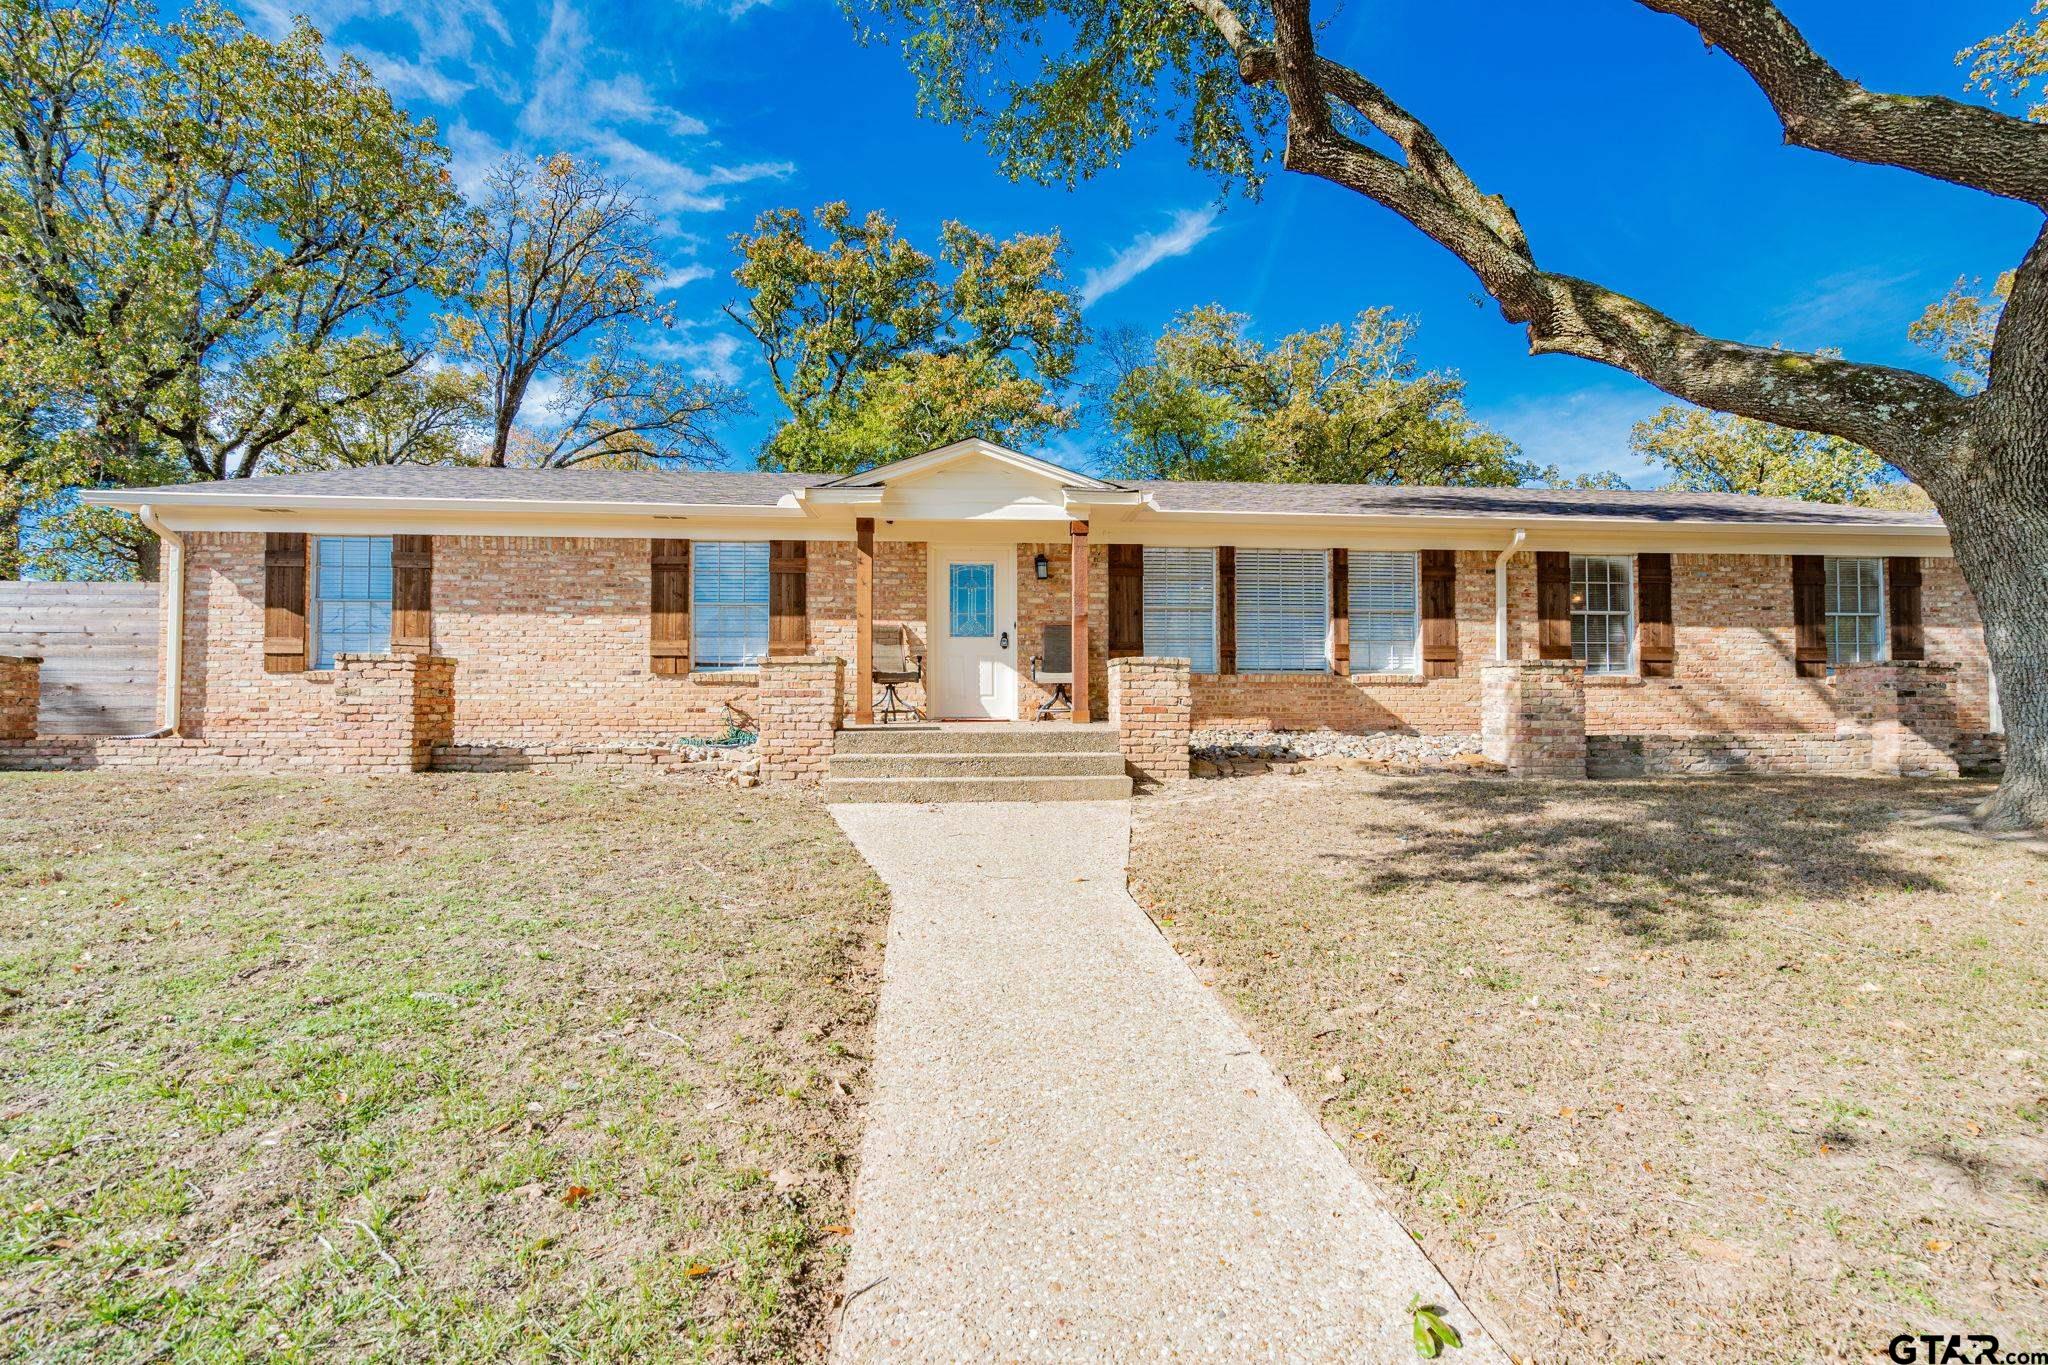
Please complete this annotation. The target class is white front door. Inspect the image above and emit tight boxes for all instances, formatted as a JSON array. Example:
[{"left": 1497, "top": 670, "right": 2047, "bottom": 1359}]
[{"left": 930, "top": 545, "right": 1017, "bottom": 720}]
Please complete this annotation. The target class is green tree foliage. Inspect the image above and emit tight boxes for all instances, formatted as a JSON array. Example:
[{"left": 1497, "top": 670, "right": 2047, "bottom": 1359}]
[
  {"left": 1962, "top": 0, "right": 2048, "bottom": 118},
  {"left": 1630, "top": 405, "right": 1889, "bottom": 504},
  {"left": 727, "top": 202, "right": 1084, "bottom": 473},
  {"left": 445, "top": 154, "right": 743, "bottom": 469},
  {"left": 846, "top": 0, "right": 1280, "bottom": 192},
  {"left": 0, "top": 0, "right": 464, "bottom": 574},
  {"left": 1547, "top": 470, "right": 1632, "bottom": 491},
  {"left": 272, "top": 361, "right": 488, "bottom": 471},
  {"left": 1103, "top": 305, "right": 1532, "bottom": 485},
  {"left": 1911, "top": 273, "right": 2007, "bottom": 393}
]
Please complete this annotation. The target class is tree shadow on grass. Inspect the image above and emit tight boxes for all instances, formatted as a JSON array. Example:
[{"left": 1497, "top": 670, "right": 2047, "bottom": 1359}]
[{"left": 1317, "top": 776, "right": 1961, "bottom": 943}]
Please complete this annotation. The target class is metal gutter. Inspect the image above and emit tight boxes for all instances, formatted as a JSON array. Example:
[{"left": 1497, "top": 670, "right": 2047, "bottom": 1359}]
[{"left": 132, "top": 504, "right": 181, "bottom": 737}]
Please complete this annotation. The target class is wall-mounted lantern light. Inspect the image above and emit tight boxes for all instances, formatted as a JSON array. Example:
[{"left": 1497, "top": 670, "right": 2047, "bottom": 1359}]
[{"left": 1034, "top": 553, "right": 1050, "bottom": 580}]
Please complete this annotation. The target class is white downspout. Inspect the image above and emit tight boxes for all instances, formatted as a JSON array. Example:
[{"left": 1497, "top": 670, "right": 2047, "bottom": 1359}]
[
  {"left": 135, "top": 504, "right": 183, "bottom": 737},
  {"left": 1494, "top": 528, "right": 1527, "bottom": 661}
]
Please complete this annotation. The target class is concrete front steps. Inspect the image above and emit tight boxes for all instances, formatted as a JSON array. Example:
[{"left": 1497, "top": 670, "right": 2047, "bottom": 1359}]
[{"left": 824, "top": 722, "right": 1132, "bottom": 803}]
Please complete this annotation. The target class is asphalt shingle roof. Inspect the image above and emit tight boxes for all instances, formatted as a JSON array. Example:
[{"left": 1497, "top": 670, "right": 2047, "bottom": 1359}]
[
  {"left": 118, "top": 466, "right": 1942, "bottom": 527},
  {"left": 127, "top": 466, "right": 833, "bottom": 506},
  {"left": 1130, "top": 480, "right": 1941, "bottom": 526}
]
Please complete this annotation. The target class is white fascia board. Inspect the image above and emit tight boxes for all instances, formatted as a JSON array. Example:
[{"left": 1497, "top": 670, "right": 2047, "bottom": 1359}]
[{"left": 796, "top": 486, "right": 888, "bottom": 506}]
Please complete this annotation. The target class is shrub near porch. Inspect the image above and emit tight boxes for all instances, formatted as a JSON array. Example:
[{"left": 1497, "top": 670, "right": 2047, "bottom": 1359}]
[
  {"left": 1129, "top": 773, "right": 2048, "bottom": 1361},
  {"left": 0, "top": 773, "right": 887, "bottom": 1361}
]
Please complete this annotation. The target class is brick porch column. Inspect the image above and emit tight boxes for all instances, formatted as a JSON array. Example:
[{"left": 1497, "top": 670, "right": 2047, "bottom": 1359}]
[
  {"left": 758, "top": 655, "right": 843, "bottom": 785},
  {"left": 1481, "top": 659, "right": 1587, "bottom": 778},
  {"left": 1109, "top": 656, "right": 1191, "bottom": 784},
  {"left": 0, "top": 655, "right": 40, "bottom": 742},
  {"left": 1835, "top": 661, "right": 1961, "bottom": 778},
  {"left": 329, "top": 653, "right": 457, "bottom": 774}
]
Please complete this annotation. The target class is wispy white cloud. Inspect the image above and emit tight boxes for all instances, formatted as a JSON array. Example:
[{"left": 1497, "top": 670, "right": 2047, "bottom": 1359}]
[
  {"left": 655, "top": 264, "right": 716, "bottom": 292},
  {"left": 585, "top": 73, "right": 710, "bottom": 137},
  {"left": 1078, "top": 206, "right": 1221, "bottom": 309},
  {"left": 1478, "top": 387, "right": 1670, "bottom": 488},
  {"left": 1761, "top": 266, "right": 1921, "bottom": 351},
  {"left": 349, "top": 45, "right": 474, "bottom": 103},
  {"left": 650, "top": 331, "right": 746, "bottom": 385},
  {"left": 516, "top": 0, "right": 590, "bottom": 140},
  {"left": 584, "top": 131, "right": 794, "bottom": 215},
  {"left": 443, "top": 119, "right": 511, "bottom": 197},
  {"left": 246, "top": 0, "right": 514, "bottom": 100},
  {"left": 509, "top": 0, "right": 787, "bottom": 218}
]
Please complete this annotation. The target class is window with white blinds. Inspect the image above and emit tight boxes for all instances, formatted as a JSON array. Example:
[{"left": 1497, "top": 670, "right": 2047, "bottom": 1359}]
[
  {"left": 1348, "top": 551, "right": 1419, "bottom": 673},
  {"left": 312, "top": 536, "right": 392, "bottom": 669},
  {"left": 1141, "top": 546, "right": 1218, "bottom": 673},
  {"left": 1570, "top": 554, "right": 1635, "bottom": 676},
  {"left": 1236, "top": 549, "right": 1329, "bottom": 673},
  {"left": 692, "top": 541, "right": 771, "bottom": 671},
  {"left": 1825, "top": 556, "right": 1886, "bottom": 665}
]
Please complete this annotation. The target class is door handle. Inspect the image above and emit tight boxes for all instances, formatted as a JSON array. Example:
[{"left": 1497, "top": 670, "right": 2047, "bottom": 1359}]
[{"left": 999, "top": 630, "right": 1011, "bottom": 649}]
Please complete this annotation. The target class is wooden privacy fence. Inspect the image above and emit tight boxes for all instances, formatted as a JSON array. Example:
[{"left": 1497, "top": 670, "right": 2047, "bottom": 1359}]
[{"left": 0, "top": 581, "right": 160, "bottom": 735}]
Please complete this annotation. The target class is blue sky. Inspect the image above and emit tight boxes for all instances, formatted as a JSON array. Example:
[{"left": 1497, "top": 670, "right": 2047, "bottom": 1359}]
[{"left": 243, "top": 0, "right": 2037, "bottom": 483}]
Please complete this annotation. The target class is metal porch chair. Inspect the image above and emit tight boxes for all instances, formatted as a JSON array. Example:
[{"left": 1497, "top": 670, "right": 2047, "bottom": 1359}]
[
  {"left": 873, "top": 624, "right": 925, "bottom": 723},
  {"left": 1030, "top": 623, "right": 1074, "bottom": 721}
]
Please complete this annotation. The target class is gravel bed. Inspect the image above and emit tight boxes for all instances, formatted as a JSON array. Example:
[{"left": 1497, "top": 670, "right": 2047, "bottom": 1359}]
[{"left": 1190, "top": 728, "right": 1483, "bottom": 770}]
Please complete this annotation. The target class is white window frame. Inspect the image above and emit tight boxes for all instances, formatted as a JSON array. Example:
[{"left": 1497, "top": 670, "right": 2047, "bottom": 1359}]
[
  {"left": 1235, "top": 548, "right": 1331, "bottom": 674},
  {"left": 1141, "top": 546, "right": 1219, "bottom": 674},
  {"left": 1569, "top": 554, "right": 1635, "bottom": 677},
  {"left": 1824, "top": 556, "right": 1887, "bottom": 667},
  {"left": 309, "top": 535, "right": 393, "bottom": 670},
  {"left": 691, "top": 540, "right": 772, "bottom": 673},
  {"left": 1347, "top": 550, "right": 1421, "bottom": 675}
]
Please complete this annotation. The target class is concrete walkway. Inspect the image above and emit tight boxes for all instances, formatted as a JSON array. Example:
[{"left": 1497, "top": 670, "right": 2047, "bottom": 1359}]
[{"left": 829, "top": 799, "right": 1503, "bottom": 1362}]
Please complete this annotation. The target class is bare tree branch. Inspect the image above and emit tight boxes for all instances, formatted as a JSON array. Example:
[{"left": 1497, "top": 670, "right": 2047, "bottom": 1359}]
[
  {"left": 1635, "top": 0, "right": 2048, "bottom": 207},
  {"left": 1202, "top": 0, "right": 1973, "bottom": 467}
]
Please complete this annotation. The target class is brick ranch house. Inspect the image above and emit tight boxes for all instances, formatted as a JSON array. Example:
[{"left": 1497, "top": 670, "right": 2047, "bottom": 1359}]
[{"left": 0, "top": 439, "right": 2002, "bottom": 786}]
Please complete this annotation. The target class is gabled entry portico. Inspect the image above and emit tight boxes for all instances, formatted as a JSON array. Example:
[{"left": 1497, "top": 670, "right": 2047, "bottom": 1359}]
[{"left": 817, "top": 439, "right": 1131, "bottom": 725}]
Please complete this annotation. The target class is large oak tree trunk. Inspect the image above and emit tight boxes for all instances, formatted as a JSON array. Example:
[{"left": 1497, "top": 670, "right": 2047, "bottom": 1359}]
[{"left": 1934, "top": 422, "right": 2048, "bottom": 830}]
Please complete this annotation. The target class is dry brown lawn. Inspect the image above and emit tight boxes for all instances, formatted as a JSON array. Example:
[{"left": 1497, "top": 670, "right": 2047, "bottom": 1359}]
[
  {"left": 1131, "top": 771, "right": 2048, "bottom": 1363},
  {"left": 0, "top": 772, "right": 887, "bottom": 1362}
]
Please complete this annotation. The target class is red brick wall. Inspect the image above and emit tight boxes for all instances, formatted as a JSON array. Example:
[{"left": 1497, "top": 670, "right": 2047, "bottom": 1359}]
[
  {"left": 430, "top": 536, "right": 753, "bottom": 745},
  {"left": 1189, "top": 550, "right": 1998, "bottom": 749},
  {"left": 154, "top": 535, "right": 1999, "bottom": 760},
  {"left": 1016, "top": 542, "right": 1108, "bottom": 720},
  {"left": 1923, "top": 556, "right": 1993, "bottom": 734},
  {"left": 808, "top": 539, "right": 928, "bottom": 716}
]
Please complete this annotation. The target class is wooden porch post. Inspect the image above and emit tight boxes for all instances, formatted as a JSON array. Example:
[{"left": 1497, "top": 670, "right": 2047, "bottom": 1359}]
[
  {"left": 854, "top": 516, "right": 875, "bottom": 725},
  {"left": 1069, "top": 520, "right": 1090, "bottom": 723}
]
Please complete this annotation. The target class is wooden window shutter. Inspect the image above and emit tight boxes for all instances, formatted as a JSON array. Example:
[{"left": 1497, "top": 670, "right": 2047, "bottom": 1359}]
[
  {"left": 1887, "top": 556, "right": 1924, "bottom": 661},
  {"left": 1791, "top": 554, "right": 1828, "bottom": 678},
  {"left": 1636, "top": 552, "right": 1675, "bottom": 678},
  {"left": 263, "top": 532, "right": 308, "bottom": 673},
  {"left": 1420, "top": 549, "right": 1459, "bottom": 677},
  {"left": 390, "top": 535, "right": 433, "bottom": 651},
  {"left": 1216, "top": 546, "right": 1237, "bottom": 676},
  {"left": 1329, "top": 549, "right": 1350, "bottom": 675},
  {"left": 1536, "top": 551, "right": 1573, "bottom": 661},
  {"left": 1108, "top": 543, "right": 1144, "bottom": 658},
  {"left": 650, "top": 539, "right": 690, "bottom": 676},
  {"left": 769, "top": 540, "right": 808, "bottom": 658}
]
